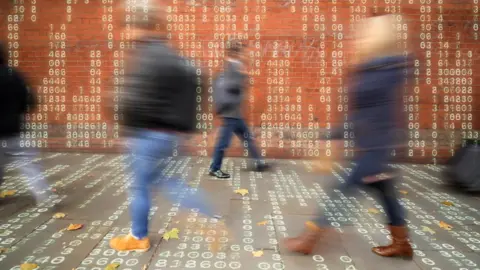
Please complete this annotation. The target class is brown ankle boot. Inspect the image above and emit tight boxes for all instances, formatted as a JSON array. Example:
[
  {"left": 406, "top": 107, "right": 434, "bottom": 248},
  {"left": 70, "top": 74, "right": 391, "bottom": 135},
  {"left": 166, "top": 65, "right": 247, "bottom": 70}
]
[
  {"left": 372, "top": 225, "right": 413, "bottom": 259},
  {"left": 284, "top": 221, "right": 323, "bottom": 255}
]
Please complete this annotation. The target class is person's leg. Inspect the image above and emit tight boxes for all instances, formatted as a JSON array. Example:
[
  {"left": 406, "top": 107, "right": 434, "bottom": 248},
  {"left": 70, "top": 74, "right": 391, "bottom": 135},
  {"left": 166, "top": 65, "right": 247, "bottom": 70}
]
[
  {"left": 369, "top": 180, "right": 405, "bottom": 226},
  {"left": 159, "top": 140, "right": 218, "bottom": 218},
  {"left": 233, "top": 118, "right": 270, "bottom": 171},
  {"left": 233, "top": 118, "right": 260, "bottom": 160},
  {"left": 311, "top": 152, "right": 368, "bottom": 226},
  {"left": 284, "top": 152, "right": 368, "bottom": 255},
  {"left": 161, "top": 176, "right": 219, "bottom": 217},
  {"left": 4, "top": 136, "right": 52, "bottom": 204},
  {"left": 110, "top": 130, "right": 177, "bottom": 252},
  {"left": 369, "top": 179, "right": 412, "bottom": 258},
  {"left": 209, "top": 118, "right": 235, "bottom": 178}
]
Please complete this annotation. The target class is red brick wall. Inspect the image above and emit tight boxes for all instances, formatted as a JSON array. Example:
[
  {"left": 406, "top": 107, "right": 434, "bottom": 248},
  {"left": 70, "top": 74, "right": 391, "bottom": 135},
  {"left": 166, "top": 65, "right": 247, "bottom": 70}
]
[{"left": 0, "top": 0, "right": 479, "bottom": 164}]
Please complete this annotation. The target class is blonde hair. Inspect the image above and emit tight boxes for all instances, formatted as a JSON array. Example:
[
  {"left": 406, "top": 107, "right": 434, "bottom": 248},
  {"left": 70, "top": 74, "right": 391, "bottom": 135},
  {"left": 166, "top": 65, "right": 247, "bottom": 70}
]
[{"left": 355, "top": 14, "right": 404, "bottom": 62}]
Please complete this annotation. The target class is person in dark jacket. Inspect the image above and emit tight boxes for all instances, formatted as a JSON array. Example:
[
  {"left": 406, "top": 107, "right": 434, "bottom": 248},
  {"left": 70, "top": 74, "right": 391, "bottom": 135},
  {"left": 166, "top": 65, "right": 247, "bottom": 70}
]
[
  {"left": 109, "top": 1, "right": 221, "bottom": 252},
  {"left": 209, "top": 40, "right": 270, "bottom": 179},
  {"left": 284, "top": 15, "right": 413, "bottom": 259},
  {"left": 0, "top": 42, "right": 53, "bottom": 205}
]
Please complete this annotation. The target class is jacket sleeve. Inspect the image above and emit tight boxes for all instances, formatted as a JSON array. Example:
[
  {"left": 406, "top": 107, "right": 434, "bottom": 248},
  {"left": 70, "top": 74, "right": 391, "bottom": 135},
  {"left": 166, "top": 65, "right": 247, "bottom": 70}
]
[
  {"left": 12, "top": 70, "right": 35, "bottom": 113},
  {"left": 225, "top": 61, "right": 244, "bottom": 96},
  {"left": 121, "top": 46, "right": 163, "bottom": 119},
  {"left": 223, "top": 62, "right": 245, "bottom": 108}
]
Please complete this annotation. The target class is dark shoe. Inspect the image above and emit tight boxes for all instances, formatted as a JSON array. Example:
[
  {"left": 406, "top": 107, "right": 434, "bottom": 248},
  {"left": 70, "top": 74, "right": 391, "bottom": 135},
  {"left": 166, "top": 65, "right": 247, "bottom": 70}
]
[
  {"left": 209, "top": 170, "right": 230, "bottom": 179},
  {"left": 254, "top": 162, "right": 271, "bottom": 172},
  {"left": 372, "top": 225, "right": 413, "bottom": 259},
  {"left": 284, "top": 221, "right": 323, "bottom": 255}
]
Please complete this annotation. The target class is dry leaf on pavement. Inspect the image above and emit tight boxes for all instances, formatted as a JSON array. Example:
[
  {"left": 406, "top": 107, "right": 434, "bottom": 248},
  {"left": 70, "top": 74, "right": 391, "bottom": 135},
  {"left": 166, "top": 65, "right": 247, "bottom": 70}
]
[
  {"left": 66, "top": 224, "right": 83, "bottom": 231},
  {"left": 399, "top": 190, "right": 408, "bottom": 195},
  {"left": 441, "top": 201, "right": 454, "bottom": 207},
  {"left": 20, "top": 263, "right": 38, "bottom": 270},
  {"left": 0, "top": 248, "right": 7, "bottom": 254},
  {"left": 53, "top": 213, "right": 66, "bottom": 219},
  {"left": 257, "top": 220, "right": 268, "bottom": 226},
  {"left": 234, "top": 189, "right": 249, "bottom": 196},
  {"left": 368, "top": 208, "right": 380, "bottom": 214},
  {"left": 252, "top": 250, "right": 264, "bottom": 257},
  {"left": 422, "top": 226, "right": 435, "bottom": 235},
  {"left": 163, "top": 228, "right": 180, "bottom": 241},
  {"left": 439, "top": 221, "right": 453, "bottom": 231},
  {"left": 0, "top": 190, "right": 16, "bottom": 198},
  {"left": 104, "top": 263, "right": 120, "bottom": 270}
]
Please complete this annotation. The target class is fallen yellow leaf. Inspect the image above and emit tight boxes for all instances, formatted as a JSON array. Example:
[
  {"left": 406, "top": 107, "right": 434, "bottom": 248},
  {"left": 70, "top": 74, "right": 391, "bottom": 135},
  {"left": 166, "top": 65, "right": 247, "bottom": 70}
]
[
  {"left": 53, "top": 213, "right": 66, "bottom": 219},
  {"left": 399, "top": 190, "right": 408, "bottom": 195},
  {"left": 104, "top": 263, "right": 120, "bottom": 270},
  {"left": 0, "top": 248, "right": 7, "bottom": 254},
  {"left": 422, "top": 226, "right": 435, "bottom": 235},
  {"left": 441, "top": 201, "right": 454, "bottom": 207},
  {"left": 20, "top": 263, "right": 38, "bottom": 270},
  {"left": 368, "top": 208, "right": 380, "bottom": 214},
  {"left": 0, "top": 190, "right": 16, "bottom": 198},
  {"left": 169, "top": 228, "right": 179, "bottom": 239},
  {"left": 257, "top": 220, "right": 268, "bottom": 226},
  {"left": 234, "top": 189, "right": 249, "bottom": 196},
  {"left": 142, "top": 265, "right": 148, "bottom": 270},
  {"left": 66, "top": 224, "right": 83, "bottom": 231},
  {"left": 439, "top": 221, "right": 453, "bottom": 231},
  {"left": 252, "top": 250, "right": 264, "bottom": 257},
  {"left": 163, "top": 228, "right": 180, "bottom": 241}
]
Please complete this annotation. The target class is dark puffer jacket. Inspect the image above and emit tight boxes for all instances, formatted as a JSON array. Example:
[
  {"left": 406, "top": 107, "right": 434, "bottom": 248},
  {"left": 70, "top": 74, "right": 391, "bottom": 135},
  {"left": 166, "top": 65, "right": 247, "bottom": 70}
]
[
  {"left": 350, "top": 55, "right": 411, "bottom": 151},
  {"left": 0, "top": 65, "right": 35, "bottom": 138},
  {"left": 121, "top": 37, "right": 200, "bottom": 133}
]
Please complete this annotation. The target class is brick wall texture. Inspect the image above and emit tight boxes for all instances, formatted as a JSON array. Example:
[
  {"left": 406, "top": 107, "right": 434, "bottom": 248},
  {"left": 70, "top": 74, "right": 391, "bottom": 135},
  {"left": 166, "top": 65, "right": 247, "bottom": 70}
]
[{"left": 0, "top": 0, "right": 479, "bottom": 164}]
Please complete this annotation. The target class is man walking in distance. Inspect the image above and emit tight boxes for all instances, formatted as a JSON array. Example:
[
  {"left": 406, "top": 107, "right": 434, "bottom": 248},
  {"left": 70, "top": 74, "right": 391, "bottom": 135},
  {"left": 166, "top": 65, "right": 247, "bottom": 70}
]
[
  {"left": 209, "top": 41, "right": 270, "bottom": 179},
  {"left": 110, "top": 1, "right": 219, "bottom": 252}
]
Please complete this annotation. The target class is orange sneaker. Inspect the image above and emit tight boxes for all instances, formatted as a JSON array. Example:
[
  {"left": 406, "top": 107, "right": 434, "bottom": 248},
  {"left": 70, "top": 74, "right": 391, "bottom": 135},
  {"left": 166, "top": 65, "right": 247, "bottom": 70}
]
[{"left": 109, "top": 234, "right": 151, "bottom": 252}]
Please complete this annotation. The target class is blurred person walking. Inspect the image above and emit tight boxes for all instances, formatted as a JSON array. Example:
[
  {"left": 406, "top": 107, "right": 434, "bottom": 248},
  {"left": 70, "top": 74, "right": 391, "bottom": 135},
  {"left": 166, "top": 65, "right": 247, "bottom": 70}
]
[
  {"left": 284, "top": 14, "right": 414, "bottom": 259},
  {"left": 0, "top": 42, "right": 54, "bottom": 205},
  {"left": 110, "top": 0, "right": 220, "bottom": 252},
  {"left": 209, "top": 41, "right": 270, "bottom": 179}
]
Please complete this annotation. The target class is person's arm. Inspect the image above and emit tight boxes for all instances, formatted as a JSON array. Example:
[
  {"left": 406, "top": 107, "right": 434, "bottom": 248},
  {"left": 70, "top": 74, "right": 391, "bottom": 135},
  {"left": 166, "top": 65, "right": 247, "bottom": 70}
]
[
  {"left": 225, "top": 61, "right": 245, "bottom": 95},
  {"left": 10, "top": 69, "right": 35, "bottom": 113},
  {"left": 121, "top": 45, "right": 162, "bottom": 119}
]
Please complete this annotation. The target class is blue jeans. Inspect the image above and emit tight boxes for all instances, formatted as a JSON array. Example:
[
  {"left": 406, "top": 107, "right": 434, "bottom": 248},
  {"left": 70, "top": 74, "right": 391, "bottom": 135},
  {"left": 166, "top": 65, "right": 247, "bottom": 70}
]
[
  {"left": 314, "top": 149, "right": 405, "bottom": 227},
  {"left": 128, "top": 129, "right": 215, "bottom": 239},
  {"left": 0, "top": 136, "right": 51, "bottom": 202},
  {"left": 210, "top": 118, "right": 261, "bottom": 171}
]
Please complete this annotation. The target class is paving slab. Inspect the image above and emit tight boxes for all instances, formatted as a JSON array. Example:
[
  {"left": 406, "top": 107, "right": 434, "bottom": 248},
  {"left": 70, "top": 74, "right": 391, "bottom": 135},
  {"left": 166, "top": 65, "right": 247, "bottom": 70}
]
[
  {"left": 0, "top": 154, "right": 479, "bottom": 269},
  {"left": 0, "top": 220, "right": 111, "bottom": 270}
]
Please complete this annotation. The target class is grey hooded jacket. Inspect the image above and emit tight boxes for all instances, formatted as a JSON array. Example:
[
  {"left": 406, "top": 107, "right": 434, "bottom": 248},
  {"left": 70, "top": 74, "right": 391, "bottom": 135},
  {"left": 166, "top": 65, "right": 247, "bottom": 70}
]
[{"left": 214, "top": 59, "right": 247, "bottom": 119}]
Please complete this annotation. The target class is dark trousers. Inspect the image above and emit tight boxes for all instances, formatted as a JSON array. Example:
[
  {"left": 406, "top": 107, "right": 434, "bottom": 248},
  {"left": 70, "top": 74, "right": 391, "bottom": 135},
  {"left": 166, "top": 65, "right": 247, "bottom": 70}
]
[
  {"left": 315, "top": 149, "right": 406, "bottom": 227},
  {"left": 210, "top": 117, "right": 261, "bottom": 171}
]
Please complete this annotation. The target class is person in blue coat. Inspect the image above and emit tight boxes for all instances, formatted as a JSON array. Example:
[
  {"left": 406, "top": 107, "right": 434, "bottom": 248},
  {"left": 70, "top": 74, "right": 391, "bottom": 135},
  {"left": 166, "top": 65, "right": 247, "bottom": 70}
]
[{"left": 284, "top": 14, "right": 414, "bottom": 259}]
